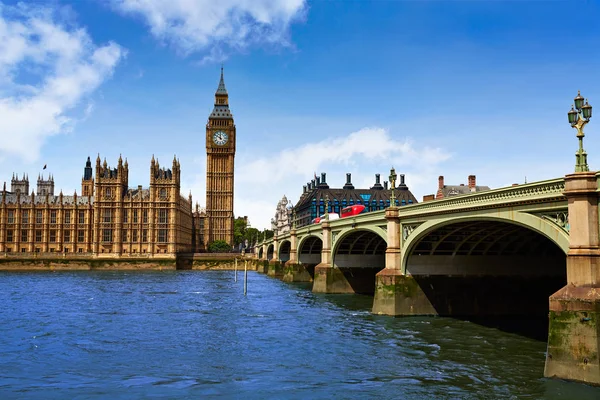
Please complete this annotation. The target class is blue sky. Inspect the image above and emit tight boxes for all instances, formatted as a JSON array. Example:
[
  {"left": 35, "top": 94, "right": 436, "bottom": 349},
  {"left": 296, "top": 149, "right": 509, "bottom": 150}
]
[{"left": 1, "top": 0, "right": 600, "bottom": 229}]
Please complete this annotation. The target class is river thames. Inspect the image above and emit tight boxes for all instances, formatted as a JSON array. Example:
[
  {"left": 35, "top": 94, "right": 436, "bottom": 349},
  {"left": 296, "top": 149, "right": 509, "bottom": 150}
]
[{"left": 0, "top": 271, "right": 598, "bottom": 399}]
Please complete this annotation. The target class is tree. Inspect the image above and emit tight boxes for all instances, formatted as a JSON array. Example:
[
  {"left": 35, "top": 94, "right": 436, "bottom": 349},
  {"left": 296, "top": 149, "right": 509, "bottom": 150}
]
[
  {"left": 246, "top": 227, "right": 260, "bottom": 245},
  {"left": 208, "top": 240, "right": 231, "bottom": 253},
  {"left": 234, "top": 217, "right": 247, "bottom": 248}
]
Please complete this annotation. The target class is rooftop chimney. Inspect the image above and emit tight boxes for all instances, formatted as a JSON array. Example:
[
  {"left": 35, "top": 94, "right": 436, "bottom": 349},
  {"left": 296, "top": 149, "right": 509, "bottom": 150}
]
[
  {"left": 398, "top": 174, "right": 407, "bottom": 190},
  {"left": 343, "top": 173, "right": 355, "bottom": 190},
  {"left": 468, "top": 175, "right": 476, "bottom": 191},
  {"left": 371, "top": 173, "right": 383, "bottom": 190},
  {"left": 318, "top": 172, "right": 329, "bottom": 189},
  {"left": 384, "top": 181, "right": 388, "bottom": 190},
  {"left": 438, "top": 175, "right": 444, "bottom": 190},
  {"left": 303, "top": 185, "right": 307, "bottom": 193}
]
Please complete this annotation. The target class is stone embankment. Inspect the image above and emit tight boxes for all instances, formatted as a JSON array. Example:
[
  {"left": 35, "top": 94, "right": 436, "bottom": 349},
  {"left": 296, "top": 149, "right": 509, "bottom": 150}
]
[{"left": 0, "top": 253, "right": 261, "bottom": 271}]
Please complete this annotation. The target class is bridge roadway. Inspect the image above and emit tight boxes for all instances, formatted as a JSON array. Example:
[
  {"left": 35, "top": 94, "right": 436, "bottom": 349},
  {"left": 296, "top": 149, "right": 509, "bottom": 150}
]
[{"left": 254, "top": 172, "right": 600, "bottom": 387}]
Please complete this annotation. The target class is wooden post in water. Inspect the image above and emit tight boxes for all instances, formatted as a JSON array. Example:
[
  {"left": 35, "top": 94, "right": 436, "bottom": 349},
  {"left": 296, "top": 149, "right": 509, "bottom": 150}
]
[
  {"left": 234, "top": 258, "right": 238, "bottom": 282},
  {"left": 244, "top": 260, "right": 248, "bottom": 296}
]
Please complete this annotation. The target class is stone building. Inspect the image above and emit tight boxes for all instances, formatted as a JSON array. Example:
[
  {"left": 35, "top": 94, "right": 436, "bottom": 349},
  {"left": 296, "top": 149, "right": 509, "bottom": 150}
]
[
  {"left": 271, "top": 195, "right": 292, "bottom": 236},
  {"left": 202, "top": 67, "right": 236, "bottom": 248},
  {"left": 191, "top": 204, "right": 207, "bottom": 252},
  {"left": 0, "top": 155, "right": 193, "bottom": 257},
  {"left": 433, "top": 175, "right": 490, "bottom": 200},
  {"left": 294, "top": 172, "right": 418, "bottom": 227}
]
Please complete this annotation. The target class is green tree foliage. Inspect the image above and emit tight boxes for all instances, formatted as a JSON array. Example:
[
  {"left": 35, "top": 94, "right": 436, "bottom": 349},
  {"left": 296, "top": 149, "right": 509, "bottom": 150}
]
[
  {"left": 208, "top": 240, "right": 231, "bottom": 253},
  {"left": 234, "top": 217, "right": 264, "bottom": 249},
  {"left": 245, "top": 227, "right": 259, "bottom": 245},
  {"left": 233, "top": 217, "right": 272, "bottom": 249},
  {"left": 234, "top": 217, "right": 247, "bottom": 248}
]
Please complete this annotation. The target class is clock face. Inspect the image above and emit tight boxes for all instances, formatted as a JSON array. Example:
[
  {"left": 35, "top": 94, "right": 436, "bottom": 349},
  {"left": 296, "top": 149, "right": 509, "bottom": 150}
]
[{"left": 213, "top": 130, "right": 229, "bottom": 146}]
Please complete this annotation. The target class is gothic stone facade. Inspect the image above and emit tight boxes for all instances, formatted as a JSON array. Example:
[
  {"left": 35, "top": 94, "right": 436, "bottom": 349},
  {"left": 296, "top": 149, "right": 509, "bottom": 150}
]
[
  {"left": 0, "top": 155, "right": 193, "bottom": 257},
  {"left": 201, "top": 67, "right": 236, "bottom": 248},
  {"left": 0, "top": 69, "right": 237, "bottom": 256},
  {"left": 271, "top": 195, "right": 292, "bottom": 236}
]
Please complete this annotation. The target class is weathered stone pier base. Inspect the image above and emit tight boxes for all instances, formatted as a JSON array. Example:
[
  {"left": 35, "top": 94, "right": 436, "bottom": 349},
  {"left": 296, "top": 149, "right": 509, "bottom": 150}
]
[
  {"left": 256, "top": 260, "right": 268, "bottom": 274},
  {"left": 267, "top": 260, "right": 285, "bottom": 278},
  {"left": 372, "top": 269, "right": 565, "bottom": 317},
  {"left": 372, "top": 269, "right": 436, "bottom": 316},
  {"left": 312, "top": 264, "right": 353, "bottom": 293},
  {"left": 282, "top": 262, "right": 313, "bottom": 283},
  {"left": 545, "top": 285, "right": 600, "bottom": 386},
  {"left": 543, "top": 171, "right": 600, "bottom": 386}
]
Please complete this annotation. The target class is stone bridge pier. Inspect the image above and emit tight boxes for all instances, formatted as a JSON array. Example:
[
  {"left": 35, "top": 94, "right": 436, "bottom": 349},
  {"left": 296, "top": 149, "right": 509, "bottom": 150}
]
[
  {"left": 283, "top": 229, "right": 315, "bottom": 283},
  {"left": 544, "top": 172, "right": 600, "bottom": 386}
]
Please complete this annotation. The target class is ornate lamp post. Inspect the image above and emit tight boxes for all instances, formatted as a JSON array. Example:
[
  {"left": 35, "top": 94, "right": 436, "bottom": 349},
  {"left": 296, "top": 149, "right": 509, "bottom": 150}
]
[
  {"left": 292, "top": 207, "right": 297, "bottom": 229},
  {"left": 389, "top": 167, "right": 397, "bottom": 207},
  {"left": 568, "top": 90, "right": 593, "bottom": 172}
]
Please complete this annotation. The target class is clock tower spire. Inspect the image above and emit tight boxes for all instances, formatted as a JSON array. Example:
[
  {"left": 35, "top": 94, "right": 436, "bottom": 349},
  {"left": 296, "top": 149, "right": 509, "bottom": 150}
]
[{"left": 205, "top": 67, "right": 236, "bottom": 248}]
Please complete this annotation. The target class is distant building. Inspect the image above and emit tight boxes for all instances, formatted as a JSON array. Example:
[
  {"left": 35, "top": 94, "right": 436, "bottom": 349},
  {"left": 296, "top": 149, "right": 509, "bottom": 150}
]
[
  {"left": 192, "top": 204, "right": 207, "bottom": 252},
  {"left": 422, "top": 175, "right": 490, "bottom": 202},
  {"left": 0, "top": 155, "right": 193, "bottom": 256},
  {"left": 294, "top": 172, "right": 418, "bottom": 227},
  {"left": 271, "top": 195, "right": 292, "bottom": 236}
]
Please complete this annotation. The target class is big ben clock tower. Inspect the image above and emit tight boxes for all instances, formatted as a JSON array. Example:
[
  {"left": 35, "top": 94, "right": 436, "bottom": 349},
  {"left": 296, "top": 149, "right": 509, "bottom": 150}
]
[{"left": 205, "top": 67, "right": 236, "bottom": 247}]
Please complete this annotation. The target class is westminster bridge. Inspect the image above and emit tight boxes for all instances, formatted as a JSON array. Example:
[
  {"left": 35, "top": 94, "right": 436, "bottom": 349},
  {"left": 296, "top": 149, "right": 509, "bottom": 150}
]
[{"left": 255, "top": 172, "right": 600, "bottom": 386}]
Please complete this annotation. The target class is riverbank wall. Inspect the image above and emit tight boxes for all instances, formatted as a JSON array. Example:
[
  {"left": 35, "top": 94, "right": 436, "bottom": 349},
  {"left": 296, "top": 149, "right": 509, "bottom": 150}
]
[{"left": 0, "top": 253, "right": 260, "bottom": 271}]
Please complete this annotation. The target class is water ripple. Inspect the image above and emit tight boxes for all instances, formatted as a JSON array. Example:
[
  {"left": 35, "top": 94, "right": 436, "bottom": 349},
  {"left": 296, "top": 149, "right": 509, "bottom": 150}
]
[{"left": 0, "top": 271, "right": 598, "bottom": 399}]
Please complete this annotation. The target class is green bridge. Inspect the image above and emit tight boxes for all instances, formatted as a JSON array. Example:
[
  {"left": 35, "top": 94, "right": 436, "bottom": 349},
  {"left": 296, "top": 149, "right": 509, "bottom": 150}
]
[{"left": 255, "top": 172, "right": 600, "bottom": 386}]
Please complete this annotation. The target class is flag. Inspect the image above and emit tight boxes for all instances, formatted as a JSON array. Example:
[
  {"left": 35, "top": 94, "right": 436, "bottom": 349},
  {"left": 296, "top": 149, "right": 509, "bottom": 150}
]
[
  {"left": 43, "top": 164, "right": 47, "bottom": 170},
  {"left": 314, "top": 172, "right": 317, "bottom": 180}
]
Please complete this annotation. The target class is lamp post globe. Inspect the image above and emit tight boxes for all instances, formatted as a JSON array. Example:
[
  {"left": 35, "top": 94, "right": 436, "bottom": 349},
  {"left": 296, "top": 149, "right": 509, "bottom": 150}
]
[
  {"left": 568, "top": 106, "right": 578, "bottom": 125},
  {"left": 582, "top": 100, "right": 592, "bottom": 120},
  {"left": 575, "top": 90, "right": 585, "bottom": 110}
]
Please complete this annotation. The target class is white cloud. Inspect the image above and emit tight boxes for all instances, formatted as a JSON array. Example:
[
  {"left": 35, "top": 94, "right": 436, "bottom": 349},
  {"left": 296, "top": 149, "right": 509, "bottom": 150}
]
[
  {"left": 233, "top": 127, "right": 451, "bottom": 229},
  {"left": 111, "top": 0, "right": 307, "bottom": 59},
  {"left": 0, "top": 2, "right": 125, "bottom": 162}
]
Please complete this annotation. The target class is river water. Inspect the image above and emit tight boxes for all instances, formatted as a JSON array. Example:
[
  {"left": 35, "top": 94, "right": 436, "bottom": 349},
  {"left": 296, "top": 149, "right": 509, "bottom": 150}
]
[{"left": 0, "top": 271, "right": 598, "bottom": 399}]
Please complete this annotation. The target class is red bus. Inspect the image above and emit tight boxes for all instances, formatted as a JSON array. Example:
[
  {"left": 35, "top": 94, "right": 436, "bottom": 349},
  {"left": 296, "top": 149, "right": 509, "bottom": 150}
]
[
  {"left": 340, "top": 204, "right": 365, "bottom": 218},
  {"left": 312, "top": 213, "right": 340, "bottom": 224}
]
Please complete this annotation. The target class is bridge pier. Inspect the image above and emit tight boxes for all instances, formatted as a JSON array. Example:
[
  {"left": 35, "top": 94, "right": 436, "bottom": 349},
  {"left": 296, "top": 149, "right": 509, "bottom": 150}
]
[
  {"left": 372, "top": 269, "right": 437, "bottom": 315},
  {"left": 256, "top": 258, "right": 268, "bottom": 274},
  {"left": 282, "top": 229, "right": 312, "bottom": 282},
  {"left": 545, "top": 172, "right": 600, "bottom": 386},
  {"left": 267, "top": 236, "right": 284, "bottom": 277},
  {"left": 313, "top": 221, "right": 354, "bottom": 293},
  {"left": 283, "top": 262, "right": 313, "bottom": 282},
  {"left": 373, "top": 207, "right": 436, "bottom": 314}
]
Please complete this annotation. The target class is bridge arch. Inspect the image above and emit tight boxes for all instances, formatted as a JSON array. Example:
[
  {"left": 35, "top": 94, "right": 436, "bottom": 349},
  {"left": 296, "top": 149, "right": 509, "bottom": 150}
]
[
  {"left": 399, "top": 212, "right": 568, "bottom": 320},
  {"left": 266, "top": 244, "right": 274, "bottom": 261},
  {"left": 298, "top": 233, "right": 323, "bottom": 251},
  {"left": 402, "top": 212, "right": 569, "bottom": 273},
  {"left": 332, "top": 227, "right": 387, "bottom": 258},
  {"left": 258, "top": 247, "right": 264, "bottom": 259},
  {"left": 278, "top": 240, "right": 291, "bottom": 263},
  {"left": 298, "top": 234, "right": 323, "bottom": 265},
  {"left": 331, "top": 228, "right": 388, "bottom": 294}
]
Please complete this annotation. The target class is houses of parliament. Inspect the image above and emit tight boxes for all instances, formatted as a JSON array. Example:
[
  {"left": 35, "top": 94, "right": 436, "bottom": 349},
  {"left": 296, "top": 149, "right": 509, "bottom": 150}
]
[{"left": 0, "top": 69, "right": 236, "bottom": 257}]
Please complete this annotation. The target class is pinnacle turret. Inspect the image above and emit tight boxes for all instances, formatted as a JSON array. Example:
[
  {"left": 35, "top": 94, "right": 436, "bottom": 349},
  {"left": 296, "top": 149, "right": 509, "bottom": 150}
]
[{"left": 216, "top": 66, "right": 227, "bottom": 95}]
